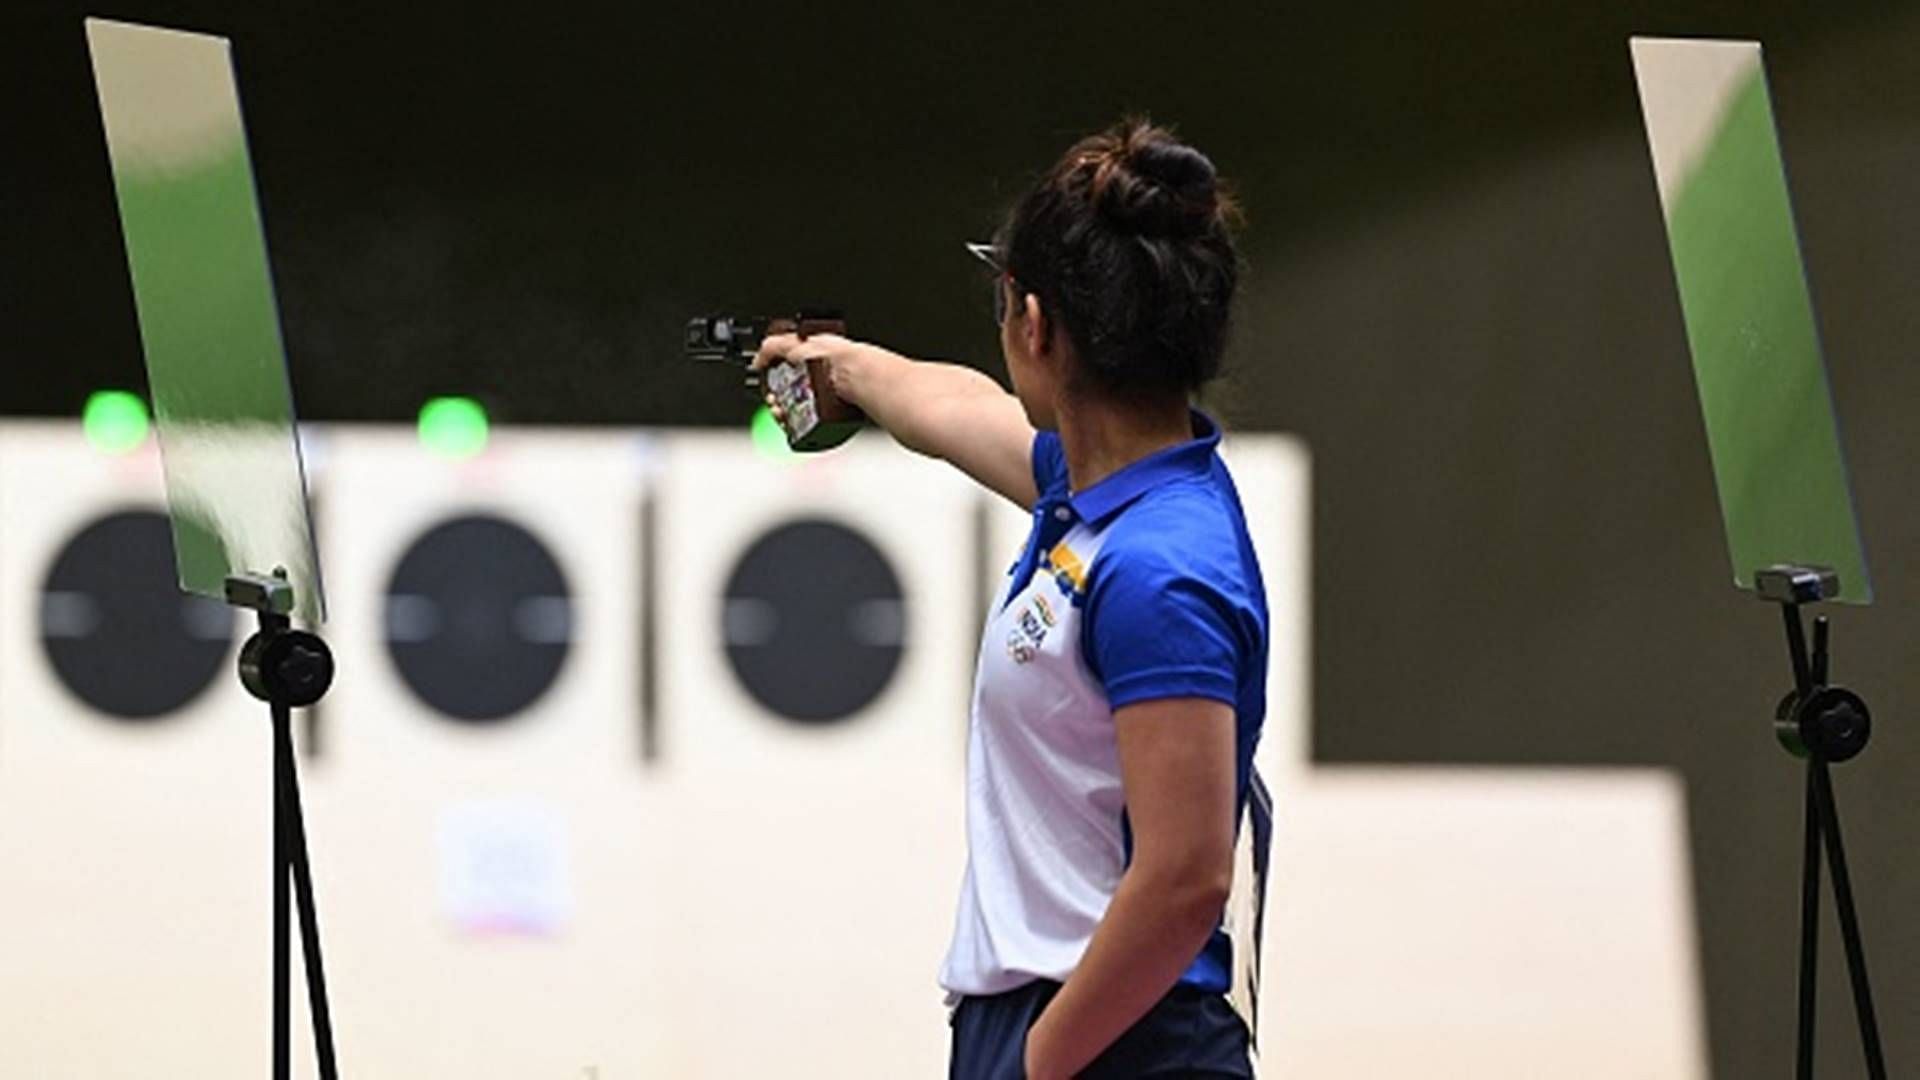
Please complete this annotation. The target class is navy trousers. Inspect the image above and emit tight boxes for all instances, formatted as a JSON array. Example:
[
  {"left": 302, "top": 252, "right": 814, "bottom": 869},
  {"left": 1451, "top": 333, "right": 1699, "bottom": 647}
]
[{"left": 949, "top": 979, "right": 1253, "bottom": 1080}]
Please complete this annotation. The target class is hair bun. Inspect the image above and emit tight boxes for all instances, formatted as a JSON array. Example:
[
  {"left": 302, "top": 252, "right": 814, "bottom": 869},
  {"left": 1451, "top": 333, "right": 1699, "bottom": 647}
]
[
  {"left": 999, "top": 117, "right": 1242, "bottom": 399},
  {"left": 1091, "top": 123, "right": 1221, "bottom": 235}
]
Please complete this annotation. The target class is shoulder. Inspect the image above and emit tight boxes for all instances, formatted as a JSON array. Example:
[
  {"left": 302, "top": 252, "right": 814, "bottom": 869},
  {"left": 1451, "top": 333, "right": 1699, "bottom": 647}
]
[
  {"left": 1079, "top": 478, "right": 1263, "bottom": 704},
  {"left": 1091, "top": 477, "right": 1257, "bottom": 604}
]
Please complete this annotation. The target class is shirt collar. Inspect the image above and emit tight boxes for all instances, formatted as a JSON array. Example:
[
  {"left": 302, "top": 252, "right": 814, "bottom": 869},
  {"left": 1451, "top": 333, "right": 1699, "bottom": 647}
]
[{"left": 1065, "top": 409, "right": 1222, "bottom": 527}]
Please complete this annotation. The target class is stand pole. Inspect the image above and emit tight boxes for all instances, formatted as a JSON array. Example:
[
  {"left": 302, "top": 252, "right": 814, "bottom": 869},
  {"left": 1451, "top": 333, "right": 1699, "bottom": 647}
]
[
  {"left": 1795, "top": 765, "right": 1819, "bottom": 1080},
  {"left": 1781, "top": 602, "right": 1812, "bottom": 694},
  {"left": 1811, "top": 760, "right": 1886, "bottom": 1079},
  {"left": 277, "top": 697, "right": 340, "bottom": 1077},
  {"left": 234, "top": 578, "right": 340, "bottom": 1080},
  {"left": 274, "top": 694, "right": 291, "bottom": 1080},
  {"left": 1763, "top": 574, "right": 1885, "bottom": 1080}
]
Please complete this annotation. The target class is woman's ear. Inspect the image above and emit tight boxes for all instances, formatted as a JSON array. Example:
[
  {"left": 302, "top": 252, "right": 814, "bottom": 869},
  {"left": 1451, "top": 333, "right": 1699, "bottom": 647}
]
[
  {"left": 1025, "top": 294, "right": 1076, "bottom": 387},
  {"left": 1023, "top": 292, "right": 1049, "bottom": 358}
]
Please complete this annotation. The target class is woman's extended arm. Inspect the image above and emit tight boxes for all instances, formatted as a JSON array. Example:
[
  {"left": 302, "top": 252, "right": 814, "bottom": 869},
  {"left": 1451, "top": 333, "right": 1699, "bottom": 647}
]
[{"left": 751, "top": 332, "right": 1039, "bottom": 510}]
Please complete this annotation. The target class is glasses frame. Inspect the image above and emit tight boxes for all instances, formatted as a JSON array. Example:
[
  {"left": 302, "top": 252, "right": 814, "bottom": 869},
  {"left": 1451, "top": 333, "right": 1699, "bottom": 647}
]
[{"left": 965, "top": 241, "right": 1015, "bottom": 326}]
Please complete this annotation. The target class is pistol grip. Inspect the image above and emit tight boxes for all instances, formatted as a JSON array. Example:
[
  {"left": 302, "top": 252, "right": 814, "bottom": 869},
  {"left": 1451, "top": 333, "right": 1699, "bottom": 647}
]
[{"left": 766, "top": 360, "right": 863, "bottom": 452}]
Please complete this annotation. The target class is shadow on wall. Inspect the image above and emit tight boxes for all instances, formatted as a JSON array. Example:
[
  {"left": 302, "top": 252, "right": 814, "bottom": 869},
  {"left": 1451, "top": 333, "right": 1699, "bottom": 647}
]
[{"left": 1224, "top": 11, "right": 1920, "bottom": 1076}]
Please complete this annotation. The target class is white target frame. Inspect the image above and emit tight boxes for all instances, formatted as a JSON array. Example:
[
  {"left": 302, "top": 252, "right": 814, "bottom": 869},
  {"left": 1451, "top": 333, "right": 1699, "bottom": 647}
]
[
  {"left": 649, "top": 431, "right": 981, "bottom": 1076},
  {"left": 307, "top": 425, "right": 675, "bottom": 1076},
  {"left": 0, "top": 423, "right": 272, "bottom": 1076}
]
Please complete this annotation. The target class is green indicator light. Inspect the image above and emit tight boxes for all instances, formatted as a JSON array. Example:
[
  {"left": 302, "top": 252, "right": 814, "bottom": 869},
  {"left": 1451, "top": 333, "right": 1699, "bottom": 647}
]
[
  {"left": 83, "top": 390, "right": 150, "bottom": 454},
  {"left": 419, "top": 397, "right": 490, "bottom": 459},
  {"left": 750, "top": 404, "right": 794, "bottom": 461}
]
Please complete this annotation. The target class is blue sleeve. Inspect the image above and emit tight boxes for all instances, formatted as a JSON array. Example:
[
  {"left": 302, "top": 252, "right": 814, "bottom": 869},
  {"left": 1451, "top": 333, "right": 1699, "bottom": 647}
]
[
  {"left": 1084, "top": 543, "right": 1246, "bottom": 710},
  {"left": 1032, "top": 429, "right": 1068, "bottom": 497}
]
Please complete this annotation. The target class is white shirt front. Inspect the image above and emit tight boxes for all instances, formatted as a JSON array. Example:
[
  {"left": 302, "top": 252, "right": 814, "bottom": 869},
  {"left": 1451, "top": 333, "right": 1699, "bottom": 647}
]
[{"left": 940, "top": 513, "right": 1122, "bottom": 996}]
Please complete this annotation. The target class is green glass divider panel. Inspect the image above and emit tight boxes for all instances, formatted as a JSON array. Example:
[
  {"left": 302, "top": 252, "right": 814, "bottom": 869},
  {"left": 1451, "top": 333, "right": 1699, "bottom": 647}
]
[
  {"left": 86, "top": 18, "right": 326, "bottom": 624},
  {"left": 1630, "top": 37, "right": 1871, "bottom": 604}
]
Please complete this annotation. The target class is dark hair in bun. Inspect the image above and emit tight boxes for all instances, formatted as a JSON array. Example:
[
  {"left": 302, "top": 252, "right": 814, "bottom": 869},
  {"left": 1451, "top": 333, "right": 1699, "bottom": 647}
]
[{"left": 999, "top": 118, "right": 1242, "bottom": 401}]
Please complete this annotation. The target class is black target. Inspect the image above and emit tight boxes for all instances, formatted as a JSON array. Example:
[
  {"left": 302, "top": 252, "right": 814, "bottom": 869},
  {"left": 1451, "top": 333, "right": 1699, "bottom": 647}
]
[
  {"left": 722, "top": 518, "right": 906, "bottom": 725},
  {"left": 384, "top": 514, "right": 572, "bottom": 723},
  {"left": 39, "top": 510, "right": 234, "bottom": 721}
]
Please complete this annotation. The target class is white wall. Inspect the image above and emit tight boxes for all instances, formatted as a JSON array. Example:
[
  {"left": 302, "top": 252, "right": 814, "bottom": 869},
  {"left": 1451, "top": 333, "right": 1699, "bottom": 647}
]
[{"left": 0, "top": 423, "right": 1703, "bottom": 1078}]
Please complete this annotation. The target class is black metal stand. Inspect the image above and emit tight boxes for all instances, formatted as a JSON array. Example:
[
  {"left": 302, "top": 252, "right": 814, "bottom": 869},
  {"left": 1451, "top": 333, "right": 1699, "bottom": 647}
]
[
  {"left": 231, "top": 572, "right": 340, "bottom": 1080},
  {"left": 1758, "top": 567, "right": 1885, "bottom": 1080}
]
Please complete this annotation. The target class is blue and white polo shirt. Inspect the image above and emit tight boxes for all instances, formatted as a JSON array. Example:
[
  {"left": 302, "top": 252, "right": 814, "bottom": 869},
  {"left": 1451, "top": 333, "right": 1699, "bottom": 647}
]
[{"left": 940, "top": 409, "right": 1272, "bottom": 1026}]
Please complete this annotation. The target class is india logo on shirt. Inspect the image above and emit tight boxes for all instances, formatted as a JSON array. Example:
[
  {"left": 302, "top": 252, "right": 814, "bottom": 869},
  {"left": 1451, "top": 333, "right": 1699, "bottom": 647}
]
[
  {"left": 1007, "top": 593, "right": 1056, "bottom": 664},
  {"left": 1006, "top": 628, "right": 1037, "bottom": 664}
]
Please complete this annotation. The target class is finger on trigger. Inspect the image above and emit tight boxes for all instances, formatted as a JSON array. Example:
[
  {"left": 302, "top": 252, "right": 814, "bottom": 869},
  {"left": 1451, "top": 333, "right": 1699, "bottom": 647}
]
[{"left": 751, "top": 332, "right": 799, "bottom": 371}]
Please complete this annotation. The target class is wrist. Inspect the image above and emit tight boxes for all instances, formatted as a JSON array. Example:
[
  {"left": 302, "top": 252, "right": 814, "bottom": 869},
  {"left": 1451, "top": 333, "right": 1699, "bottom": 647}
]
[
  {"left": 842, "top": 342, "right": 906, "bottom": 409},
  {"left": 1022, "top": 1011, "right": 1069, "bottom": 1080}
]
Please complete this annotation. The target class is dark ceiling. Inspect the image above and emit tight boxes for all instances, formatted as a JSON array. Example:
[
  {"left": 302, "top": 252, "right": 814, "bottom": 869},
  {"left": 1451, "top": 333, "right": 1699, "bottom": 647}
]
[{"left": 1, "top": 1, "right": 1905, "bottom": 423}]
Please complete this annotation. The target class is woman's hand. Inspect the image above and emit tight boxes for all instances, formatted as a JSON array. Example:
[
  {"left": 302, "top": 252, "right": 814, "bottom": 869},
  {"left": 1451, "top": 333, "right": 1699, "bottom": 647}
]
[{"left": 749, "top": 332, "right": 883, "bottom": 422}]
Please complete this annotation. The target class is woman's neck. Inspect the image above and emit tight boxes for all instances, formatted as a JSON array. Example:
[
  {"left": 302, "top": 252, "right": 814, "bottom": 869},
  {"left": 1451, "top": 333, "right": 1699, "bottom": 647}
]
[{"left": 1056, "top": 393, "right": 1196, "bottom": 495}]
